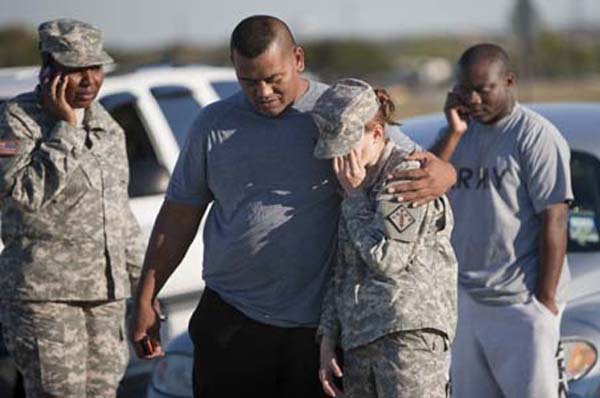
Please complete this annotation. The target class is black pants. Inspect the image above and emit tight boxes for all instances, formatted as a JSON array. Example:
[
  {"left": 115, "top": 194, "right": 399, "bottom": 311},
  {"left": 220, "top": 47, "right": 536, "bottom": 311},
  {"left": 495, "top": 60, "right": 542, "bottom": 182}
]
[{"left": 189, "top": 288, "right": 324, "bottom": 398}]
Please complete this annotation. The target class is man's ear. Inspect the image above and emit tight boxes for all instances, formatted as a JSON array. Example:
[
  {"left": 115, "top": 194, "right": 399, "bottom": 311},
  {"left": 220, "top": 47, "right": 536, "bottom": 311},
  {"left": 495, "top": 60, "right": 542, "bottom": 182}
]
[
  {"left": 293, "top": 45, "right": 305, "bottom": 73},
  {"left": 506, "top": 71, "right": 516, "bottom": 88}
]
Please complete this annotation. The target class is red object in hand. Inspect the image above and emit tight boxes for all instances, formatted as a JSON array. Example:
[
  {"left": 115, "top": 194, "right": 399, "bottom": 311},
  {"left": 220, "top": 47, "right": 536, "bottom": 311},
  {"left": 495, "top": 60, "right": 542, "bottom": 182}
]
[{"left": 140, "top": 336, "right": 154, "bottom": 356}]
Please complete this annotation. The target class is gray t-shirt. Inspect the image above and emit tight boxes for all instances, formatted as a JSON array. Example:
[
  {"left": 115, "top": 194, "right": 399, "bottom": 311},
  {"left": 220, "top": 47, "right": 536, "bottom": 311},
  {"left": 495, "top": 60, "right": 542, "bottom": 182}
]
[
  {"left": 446, "top": 104, "right": 573, "bottom": 305},
  {"left": 166, "top": 81, "right": 340, "bottom": 327}
]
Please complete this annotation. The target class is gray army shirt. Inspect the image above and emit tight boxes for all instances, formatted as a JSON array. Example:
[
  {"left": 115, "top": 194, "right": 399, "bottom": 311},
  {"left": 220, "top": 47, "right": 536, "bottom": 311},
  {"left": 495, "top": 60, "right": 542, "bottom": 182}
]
[
  {"left": 447, "top": 103, "right": 573, "bottom": 305},
  {"left": 0, "top": 90, "right": 144, "bottom": 301},
  {"left": 318, "top": 141, "right": 458, "bottom": 350}
]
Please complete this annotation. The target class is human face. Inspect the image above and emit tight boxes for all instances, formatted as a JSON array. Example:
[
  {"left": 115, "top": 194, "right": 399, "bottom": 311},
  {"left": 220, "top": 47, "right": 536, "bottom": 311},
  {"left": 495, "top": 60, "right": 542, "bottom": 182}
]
[
  {"left": 56, "top": 63, "right": 104, "bottom": 109},
  {"left": 454, "top": 61, "right": 515, "bottom": 124},
  {"left": 354, "top": 122, "right": 386, "bottom": 168},
  {"left": 232, "top": 42, "right": 305, "bottom": 117}
]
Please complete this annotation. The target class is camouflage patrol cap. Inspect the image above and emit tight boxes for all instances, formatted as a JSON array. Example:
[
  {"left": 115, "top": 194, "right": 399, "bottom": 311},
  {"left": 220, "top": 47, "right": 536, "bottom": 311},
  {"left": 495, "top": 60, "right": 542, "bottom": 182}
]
[
  {"left": 313, "top": 78, "right": 379, "bottom": 159},
  {"left": 38, "top": 19, "right": 114, "bottom": 68}
]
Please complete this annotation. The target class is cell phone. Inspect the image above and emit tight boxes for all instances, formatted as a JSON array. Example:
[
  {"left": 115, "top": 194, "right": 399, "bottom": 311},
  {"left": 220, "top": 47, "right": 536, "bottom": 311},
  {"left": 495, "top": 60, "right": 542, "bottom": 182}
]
[
  {"left": 39, "top": 64, "right": 63, "bottom": 84},
  {"left": 448, "top": 89, "right": 471, "bottom": 120},
  {"left": 139, "top": 336, "right": 154, "bottom": 356}
]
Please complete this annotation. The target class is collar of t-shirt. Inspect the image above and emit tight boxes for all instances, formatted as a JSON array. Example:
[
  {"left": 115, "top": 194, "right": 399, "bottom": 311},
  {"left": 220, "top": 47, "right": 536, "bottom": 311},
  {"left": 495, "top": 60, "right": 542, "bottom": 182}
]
[
  {"left": 239, "top": 79, "right": 320, "bottom": 115},
  {"left": 474, "top": 102, "right": 521, "bottom": 132}
]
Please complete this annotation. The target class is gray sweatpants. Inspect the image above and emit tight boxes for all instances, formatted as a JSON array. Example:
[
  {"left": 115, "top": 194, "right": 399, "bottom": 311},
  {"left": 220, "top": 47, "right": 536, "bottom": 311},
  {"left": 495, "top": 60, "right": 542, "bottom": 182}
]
[{"left": 451, "top": 287, "right": 564, "bottom": 398}]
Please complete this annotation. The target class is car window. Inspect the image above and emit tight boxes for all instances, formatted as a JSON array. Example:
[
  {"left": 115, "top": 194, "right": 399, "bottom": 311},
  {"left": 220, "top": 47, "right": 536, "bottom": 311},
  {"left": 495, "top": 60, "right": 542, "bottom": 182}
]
[
  {"left": 211, "top": 80, "right": 240, "bottom": 99},
  {"left": 150, "top": 85, "right": 202, "bottom": 146},
  {"left": 100, "top": 92, "right": 169, "bottom": 197},
  {"left": 568, "top": 151, "right": 600, "bottom": 252}
]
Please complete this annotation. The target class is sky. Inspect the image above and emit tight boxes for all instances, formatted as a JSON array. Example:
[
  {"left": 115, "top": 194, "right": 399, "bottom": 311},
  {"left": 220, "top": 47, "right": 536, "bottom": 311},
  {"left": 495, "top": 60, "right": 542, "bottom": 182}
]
[{"left": 1, "top": 0, "right": 599, "bottom": 49}]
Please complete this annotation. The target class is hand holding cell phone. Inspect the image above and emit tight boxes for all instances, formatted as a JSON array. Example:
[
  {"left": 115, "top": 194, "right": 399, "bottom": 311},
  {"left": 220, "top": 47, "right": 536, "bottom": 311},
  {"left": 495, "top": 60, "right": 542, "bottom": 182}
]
[
  {"left": 129, "top": 299, "right": 165, "bottom": 359},
  {"left": 444, "top": 88, "right": 470, "bottom": 136},
  {"left": 40, "top": 65, "right": 76, "bottom": 126},
  {"left": 139, "top": 336, "right": 155, "bottom": 356}
]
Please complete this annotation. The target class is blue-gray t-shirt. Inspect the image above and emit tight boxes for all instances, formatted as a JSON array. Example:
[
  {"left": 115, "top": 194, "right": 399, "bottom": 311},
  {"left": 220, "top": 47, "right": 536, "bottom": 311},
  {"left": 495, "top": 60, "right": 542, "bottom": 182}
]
[
  {"left": 166, "top": 81, "right": 340, "bottom": 327},
  {"left": 447, "top": 104, "right": 573, "bottom": 305}
]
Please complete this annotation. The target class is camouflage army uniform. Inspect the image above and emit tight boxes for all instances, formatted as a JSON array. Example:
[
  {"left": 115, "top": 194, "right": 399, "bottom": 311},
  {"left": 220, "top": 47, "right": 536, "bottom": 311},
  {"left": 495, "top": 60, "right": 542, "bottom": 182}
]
[
  {"left": 0, "top": 19, "right": 144, "bottom": 398},
  {"left": 317, "top": 142, "right": 458, "bottom": 398}
]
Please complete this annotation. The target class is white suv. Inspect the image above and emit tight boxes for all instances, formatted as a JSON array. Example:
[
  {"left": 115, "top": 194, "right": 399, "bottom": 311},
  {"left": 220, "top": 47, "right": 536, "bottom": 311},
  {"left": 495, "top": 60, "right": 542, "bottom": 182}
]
[{"left": 0, "top": 64, "right": 239, "bottom": 396}]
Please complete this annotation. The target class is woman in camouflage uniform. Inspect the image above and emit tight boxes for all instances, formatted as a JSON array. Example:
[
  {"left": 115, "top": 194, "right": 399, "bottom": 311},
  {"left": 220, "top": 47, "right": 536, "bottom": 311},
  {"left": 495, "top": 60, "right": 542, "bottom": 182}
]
[
  {"left": 0, "top": 19, "right": 144, "bottom": 398},
  {"left": 313, "top": 79, "right": 457, "bottom": 398}
]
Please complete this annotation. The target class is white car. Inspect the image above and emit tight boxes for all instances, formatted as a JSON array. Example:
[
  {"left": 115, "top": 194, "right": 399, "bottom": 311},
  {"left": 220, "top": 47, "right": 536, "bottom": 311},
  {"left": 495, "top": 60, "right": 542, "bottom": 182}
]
[{"left": 0, "top": 64, "right": 239, "bottom": 396}]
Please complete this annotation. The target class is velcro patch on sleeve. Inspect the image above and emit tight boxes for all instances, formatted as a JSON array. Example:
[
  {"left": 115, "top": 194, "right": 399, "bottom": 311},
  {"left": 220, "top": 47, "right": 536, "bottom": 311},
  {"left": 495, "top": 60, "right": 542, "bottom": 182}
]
[{"left": 377, "top": 197, "right": 425, "bottom": 242}]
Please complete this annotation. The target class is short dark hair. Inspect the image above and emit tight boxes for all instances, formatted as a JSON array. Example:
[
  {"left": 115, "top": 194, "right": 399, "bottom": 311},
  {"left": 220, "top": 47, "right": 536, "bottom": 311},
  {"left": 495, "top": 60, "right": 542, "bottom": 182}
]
[
  {"left": 230, "top": 15, "right": 296, "bottom": 58},
  {"left": 458, "top": 43, "right": 513, "bottom": 75}
]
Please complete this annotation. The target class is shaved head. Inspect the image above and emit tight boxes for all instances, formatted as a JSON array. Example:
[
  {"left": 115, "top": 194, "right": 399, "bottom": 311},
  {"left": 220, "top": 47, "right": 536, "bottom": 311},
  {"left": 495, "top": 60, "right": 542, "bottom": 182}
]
[
  {"left": 230, "top": 15, "right": 306, "bottom": 117},
  {"left": 458, "top": 43, "right": 513, "bottom": 76},
  {"left": 230, "top": 15, "right": 296, "bottom": 59}
]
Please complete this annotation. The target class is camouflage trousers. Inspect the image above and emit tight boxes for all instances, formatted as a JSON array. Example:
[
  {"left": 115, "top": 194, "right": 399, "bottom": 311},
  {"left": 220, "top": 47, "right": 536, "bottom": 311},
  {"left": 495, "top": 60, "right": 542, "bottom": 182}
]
[
  {"left": 343, "top": 330, "right": 450, "bottom": 398},
  {"left": 0, "top": 299, "right": 128, "bottom": 398}
]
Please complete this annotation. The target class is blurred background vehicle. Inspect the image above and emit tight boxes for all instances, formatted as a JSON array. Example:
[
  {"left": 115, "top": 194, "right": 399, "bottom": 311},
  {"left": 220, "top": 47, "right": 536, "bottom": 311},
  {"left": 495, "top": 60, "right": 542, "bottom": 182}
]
[
  {"left": 0, "top": 64, "right": 239, "bottom": 397},
  {"left": 146, "top": 333, "right": 194, "bottom": 398},
  {"left": 145, "top": 103, "right": 600, "bottom": 398}
]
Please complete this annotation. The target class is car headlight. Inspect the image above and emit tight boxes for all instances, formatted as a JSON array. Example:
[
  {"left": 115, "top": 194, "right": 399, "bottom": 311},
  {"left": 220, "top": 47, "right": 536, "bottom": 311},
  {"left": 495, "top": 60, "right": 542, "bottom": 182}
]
[
  {"left": 562, "top": 340, "right": 597, "bottom": 382},
  {"left": 151, "top": 353, "right": 194, "bottom": 397}
]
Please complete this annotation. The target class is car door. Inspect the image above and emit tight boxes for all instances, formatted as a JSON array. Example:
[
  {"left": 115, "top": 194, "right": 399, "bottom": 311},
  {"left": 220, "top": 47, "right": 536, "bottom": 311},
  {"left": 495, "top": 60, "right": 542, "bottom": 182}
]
[
  {"left": 100, "top": 86, "right": 206, "bottom": 340},
  {"left": 568, "top": 151, "right": 600, "bottom": 253}
]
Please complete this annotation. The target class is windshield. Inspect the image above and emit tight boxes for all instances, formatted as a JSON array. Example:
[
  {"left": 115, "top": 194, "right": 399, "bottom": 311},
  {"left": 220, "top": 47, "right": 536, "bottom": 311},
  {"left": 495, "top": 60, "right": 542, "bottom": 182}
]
[
  {"left": 568, "top": 151, "right": 600, "bottom": 252},
  {"left": 151, "top": 85, "right": 202, "bottom": 146}
]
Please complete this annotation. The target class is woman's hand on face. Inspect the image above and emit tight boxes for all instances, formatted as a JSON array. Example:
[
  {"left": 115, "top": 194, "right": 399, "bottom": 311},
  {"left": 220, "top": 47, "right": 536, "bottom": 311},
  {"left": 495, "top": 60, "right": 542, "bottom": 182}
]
[
  {"left": 333, "top": 149, "right": 366, "bottom": 197},
  {"left": 41, "top": 74, "right": 77, "bottom": 126}
]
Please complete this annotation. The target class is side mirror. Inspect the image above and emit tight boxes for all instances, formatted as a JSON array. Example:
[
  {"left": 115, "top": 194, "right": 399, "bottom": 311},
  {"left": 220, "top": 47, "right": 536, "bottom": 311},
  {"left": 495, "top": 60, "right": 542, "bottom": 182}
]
[{"left": 129, "top": 160, "right": 170, "bottom": 198}]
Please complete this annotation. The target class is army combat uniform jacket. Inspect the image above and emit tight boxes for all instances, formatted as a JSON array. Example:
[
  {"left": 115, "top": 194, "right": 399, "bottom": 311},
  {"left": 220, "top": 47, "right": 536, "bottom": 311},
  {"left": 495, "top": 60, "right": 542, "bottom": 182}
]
[
  {"left": 0, "top": 91, "right": 144, "bottom": 301},
  {"left": 318, "top": 141, "right": 458, "bottom": 350}
]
